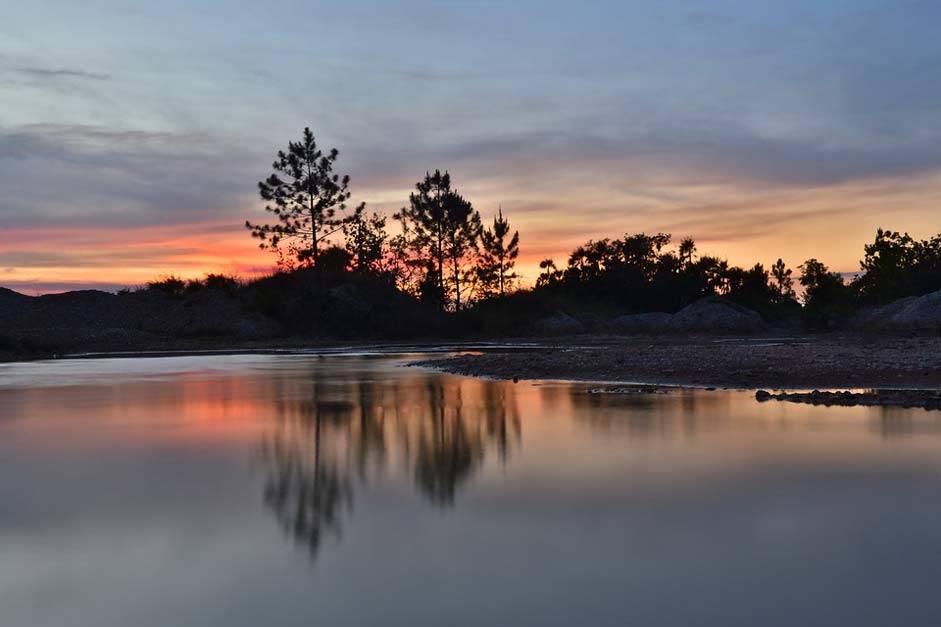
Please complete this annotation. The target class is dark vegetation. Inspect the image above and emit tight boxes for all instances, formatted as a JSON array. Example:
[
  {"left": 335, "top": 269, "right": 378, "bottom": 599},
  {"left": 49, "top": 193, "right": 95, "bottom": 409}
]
[
  {"left": 4, "top": 128, "right": 941, "bottom": 360},
  {"left": 238, "top": 130, "right": 941, "bottom": 335}
]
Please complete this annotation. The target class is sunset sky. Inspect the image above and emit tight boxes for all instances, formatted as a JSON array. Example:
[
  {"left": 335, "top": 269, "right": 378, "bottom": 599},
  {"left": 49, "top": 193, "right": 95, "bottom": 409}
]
[{"left": 3, "top": 0, "right": 941, "bottom": 293}]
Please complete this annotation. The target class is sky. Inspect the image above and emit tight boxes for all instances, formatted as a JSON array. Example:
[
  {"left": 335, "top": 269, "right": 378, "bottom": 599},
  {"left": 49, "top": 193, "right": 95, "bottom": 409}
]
[{"left": 2, "top": 0, "right": 941, "bottom": 293}]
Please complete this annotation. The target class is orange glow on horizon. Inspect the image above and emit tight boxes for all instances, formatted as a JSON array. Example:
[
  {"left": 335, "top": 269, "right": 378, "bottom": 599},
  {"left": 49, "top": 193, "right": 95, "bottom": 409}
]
[
  {"left": 5, "top": 169, "right": 941, "bottom": 294},
  {"left": 3, "top": 221, "right": 274, "bottom": 292}
]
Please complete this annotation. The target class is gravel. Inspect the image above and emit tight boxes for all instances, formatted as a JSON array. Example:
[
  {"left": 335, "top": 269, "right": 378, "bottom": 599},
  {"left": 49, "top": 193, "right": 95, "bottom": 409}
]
[{"left": 412, "top": 334, "right": 941, "bottom": 390}]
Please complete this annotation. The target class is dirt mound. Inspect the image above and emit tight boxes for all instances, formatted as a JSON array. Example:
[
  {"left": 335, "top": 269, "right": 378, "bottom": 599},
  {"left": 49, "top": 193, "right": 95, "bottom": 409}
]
[{"left": 854, "top": 290, "right": 941, "bottom": 331}]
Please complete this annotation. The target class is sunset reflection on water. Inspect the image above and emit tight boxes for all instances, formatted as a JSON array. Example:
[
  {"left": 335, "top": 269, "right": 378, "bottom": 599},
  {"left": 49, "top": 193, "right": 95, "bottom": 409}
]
[{"left": 3, "top": 353, "right": 941, "bottom": 627}]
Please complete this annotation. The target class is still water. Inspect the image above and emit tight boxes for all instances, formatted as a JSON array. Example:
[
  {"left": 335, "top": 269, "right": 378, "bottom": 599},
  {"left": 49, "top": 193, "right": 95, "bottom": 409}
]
[{"left": 2, "top": 352, "right": 941, "bottom": 626}]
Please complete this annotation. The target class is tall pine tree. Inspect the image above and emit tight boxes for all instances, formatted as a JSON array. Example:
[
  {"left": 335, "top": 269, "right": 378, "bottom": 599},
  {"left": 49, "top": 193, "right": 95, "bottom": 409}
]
[{"left": 246, "top": 128, "right": 362, "bottom": 270}]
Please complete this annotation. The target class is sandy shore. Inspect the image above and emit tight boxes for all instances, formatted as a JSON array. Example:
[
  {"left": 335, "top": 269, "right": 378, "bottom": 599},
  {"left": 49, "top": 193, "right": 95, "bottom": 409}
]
[{"left": 413, "top": 334, "right": 941, "bottom": 390}]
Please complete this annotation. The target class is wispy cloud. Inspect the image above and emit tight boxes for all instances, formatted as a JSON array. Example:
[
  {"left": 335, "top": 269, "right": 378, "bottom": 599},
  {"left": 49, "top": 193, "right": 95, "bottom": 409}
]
[
  {"left": 383, "top": 66, "right": 475, "bottom": 82},
  {"left": 9, "top": 65, "right": 110, "bottom": 80},
  {"left": 0, "top": 124, "right": 262, "bottom": 228}
]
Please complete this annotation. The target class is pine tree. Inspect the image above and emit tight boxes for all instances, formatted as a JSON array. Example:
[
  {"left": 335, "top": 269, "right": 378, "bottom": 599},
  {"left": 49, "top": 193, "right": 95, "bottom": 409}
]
[
  {"left": 771, "top": 258, "right": 795, "bottom": 302},
  {"left": 678, "top": 238, "right": 697, "bottom": 268},
  {"left": 246, "top": 128, "right": 363, "bottom": 270},
  {"left": 396, "top": 170, "right": 481, "bottom": 310},
  {"left": 536, "top": 258, "right": 562, "bottom": 287},
  {"left": 478, "top": 207, "right": 520, "bottom": 298},
  {"left": 343, "top": 211, "right": 389, "bottom": 277}
]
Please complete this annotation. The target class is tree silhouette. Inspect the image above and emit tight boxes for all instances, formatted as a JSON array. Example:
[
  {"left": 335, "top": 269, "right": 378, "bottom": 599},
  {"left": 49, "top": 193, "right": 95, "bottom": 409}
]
[
  {"left": 536, "top": 258, "right": 562, "bottom": 287},
  {"left": 343, "top": 211, "right": 391, "bottom": 278},
  {"left": 478, "top": 207, "right": 520, "bottom": 298},
  {"left": 799, "top": 258, "right": 853, "bottom": 327},
  {"left": 396, "top": 170, "right": 481, "bottom": 310},
  {"left": 246, "top": 127, "right": 363, "bottom": 270},
  {"left": 771, "top": 258, "right": 795, "bottom": 302},
  {"left": 524, "top": 232, "right": 812, "bottom": 317},
  {"left": 851, "top": 228, "right": 941, "bottom": 304},
  {"left": 679, "top": 237, "right": 697, "bottom": 268}
]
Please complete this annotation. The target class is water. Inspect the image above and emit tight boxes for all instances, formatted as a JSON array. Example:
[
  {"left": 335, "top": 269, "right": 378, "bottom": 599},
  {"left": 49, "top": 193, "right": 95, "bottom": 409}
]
[{"left": 2, "top": 353, "right": 941, "bottom": 626}]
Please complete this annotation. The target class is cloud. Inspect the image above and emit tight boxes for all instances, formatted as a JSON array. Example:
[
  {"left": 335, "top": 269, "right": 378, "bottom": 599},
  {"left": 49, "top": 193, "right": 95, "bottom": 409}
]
[
  {"left": 415, "top": 118, "right": 941, "bottom": 191},
  {"left": 381, "top": 66, "right": 476, "bottom": 82},
  {"left": 8, "top": 66, "right": 110, "bottom": 80},
  {"left": 0, "top": 247, "right": 204, "bottom": 269},
  {"left": 0, "top": 124, "right": 263, "bottom": 229}
]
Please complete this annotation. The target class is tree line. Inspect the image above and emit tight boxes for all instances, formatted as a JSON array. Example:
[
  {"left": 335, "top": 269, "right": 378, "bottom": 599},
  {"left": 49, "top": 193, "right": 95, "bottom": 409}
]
[
  {"left": 245, "top": 128, "right": 941, "bottom": 323},
  {"left": 535, "top": 233, "right": 796, "bottom": 312}
]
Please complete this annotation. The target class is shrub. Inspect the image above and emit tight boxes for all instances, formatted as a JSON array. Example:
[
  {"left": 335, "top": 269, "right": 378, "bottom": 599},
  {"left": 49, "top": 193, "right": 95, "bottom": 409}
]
[
  {"left": 204, "top": 273, "right": 241, "bottom": 295},
  {"left": 147, "top": 275, "right": 186, "bottom": 297}
]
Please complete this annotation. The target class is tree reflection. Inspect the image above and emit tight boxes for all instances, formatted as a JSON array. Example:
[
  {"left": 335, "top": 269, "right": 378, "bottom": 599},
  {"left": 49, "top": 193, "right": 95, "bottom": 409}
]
[
  {"left": 259, "top": 380, "right": 354, "bottom": 558},
  {"left": 413, "top": 382, "right": 481, "bottom": 505},
  {"left": 409, "top": 378, "right": 521, "bottom": 505},
  {"left": 874, "top": 402, "right": 941, "bottom": 438},
  {"left": 482, "top": 383, "right": 521, "bottom": 462},
  {"left": 565, "top": 385, "right": 728, "bottom": 440},
  {"left": 350, "top": 376, "right": 387, "bottom": 478},
  {"left": 258, "top": 368, "right": 521, "bottom": 559}
]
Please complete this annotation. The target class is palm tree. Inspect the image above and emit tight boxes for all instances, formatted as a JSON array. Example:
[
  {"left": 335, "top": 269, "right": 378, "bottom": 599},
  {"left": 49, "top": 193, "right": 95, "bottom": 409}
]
[{"left": 679, "top": 237, "right": 697, "bottom": 268}]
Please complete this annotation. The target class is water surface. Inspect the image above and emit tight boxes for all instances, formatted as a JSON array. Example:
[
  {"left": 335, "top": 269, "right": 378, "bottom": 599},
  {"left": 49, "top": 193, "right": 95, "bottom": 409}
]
[{"left": 2, "top": 353, "right": 941, "bottom": 626}]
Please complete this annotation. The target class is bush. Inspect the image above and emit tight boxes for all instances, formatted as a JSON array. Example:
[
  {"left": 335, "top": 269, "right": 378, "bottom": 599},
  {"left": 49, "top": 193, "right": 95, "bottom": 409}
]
[
  {"left": 204, "top": 273, "right": 241, "bottom": 294},
  {"left": 799, "top": 259, "right": 854, "bottom": 330},
  {"left": 147, "top": 276, "right": 186, "bottom": 297}
]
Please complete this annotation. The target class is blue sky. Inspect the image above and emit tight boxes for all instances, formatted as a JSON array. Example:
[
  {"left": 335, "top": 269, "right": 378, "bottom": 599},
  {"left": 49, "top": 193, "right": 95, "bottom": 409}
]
[{"left": 2, "top": 0, "right": 941, "bottom": 290}]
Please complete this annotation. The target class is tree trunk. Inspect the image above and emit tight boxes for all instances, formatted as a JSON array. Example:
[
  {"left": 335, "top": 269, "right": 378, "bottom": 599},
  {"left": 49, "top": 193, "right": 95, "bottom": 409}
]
[
  {"left": 436, "top": 229, "right": 446, "bottom": 312},
  {"left": 452, "top": 252, "right": 461, "bottom": 311},
  {"left": 309, "top": 193, "right": 320, "bottom": 284},
  {"left": 307, "top": 166, "right": 319, "bottom": 275},
  {"left": 498, "top": 252, "right": 505, "bottom": 297}
]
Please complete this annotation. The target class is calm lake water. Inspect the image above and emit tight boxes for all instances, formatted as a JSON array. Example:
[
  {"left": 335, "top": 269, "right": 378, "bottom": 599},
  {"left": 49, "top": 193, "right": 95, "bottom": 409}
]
[{"left": 2, "top": 352, "right": 941, "bottom": 626}]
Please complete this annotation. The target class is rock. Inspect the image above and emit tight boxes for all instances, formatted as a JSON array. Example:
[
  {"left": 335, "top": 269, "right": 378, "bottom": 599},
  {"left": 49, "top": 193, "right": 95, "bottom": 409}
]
[
  {"left": 324, "top": 284, "right": 372, "bottom": 318},
  {"left": 756, "top": 389, "right": 941, "bottom": 410},
  {"left": 612, "top": 312, "right": 674, "bottom": 333},
  {"left": 585, "top": 386, "right": 670, "bottom": 395},
  {"left": 534, "top": 311, "right": 583, "bottom": 335},
  {"left": 612, "top": 299, "right": 766, "bottom": 335},
  {"left": 0, "top": 287, "right": 30, "bottom": 309},
  {"left": 670, "top": 297, "right": 766, "bottom": 333},
  {"left": 0, "top": 284, "right": 281, "bottom": 354},
  {"left": 854, "top": 290, "right": 941, "bottom": 331}
]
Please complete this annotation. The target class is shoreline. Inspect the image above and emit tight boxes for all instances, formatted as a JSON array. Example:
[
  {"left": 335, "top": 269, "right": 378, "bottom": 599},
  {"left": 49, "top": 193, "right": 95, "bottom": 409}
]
[
  {"left": 411, "top": 365, "right": 941, "bottom": 393},
  {"left": 0, "top": 339, "right": 549, "bottom": 365},
  {"left": 409, "top": 334, "right": 941, "bottom": 391},
  {"left": 8, "top": 333, "right": 941, "bottom": 395},
  {"left": 0, "top": 338, "right": 542, "bottom": 364}
]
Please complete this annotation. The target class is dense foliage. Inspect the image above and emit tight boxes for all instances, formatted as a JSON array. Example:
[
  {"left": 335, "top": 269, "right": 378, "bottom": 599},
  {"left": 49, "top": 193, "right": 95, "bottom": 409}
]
[
  {"left": 535, "top": 233, "right": 798, "bottom": 317},
  {"left": 853, "top": 229, "right": 941, "bottom": 305}
]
